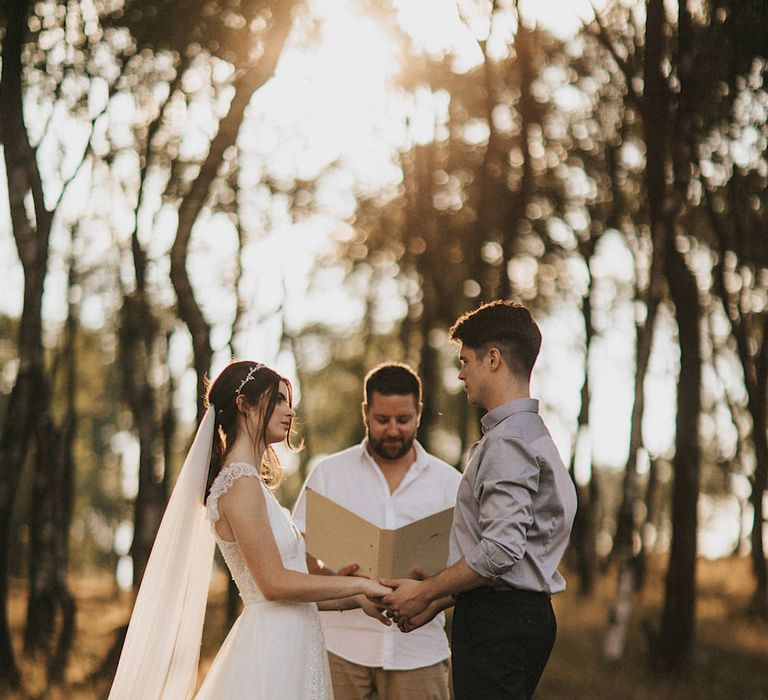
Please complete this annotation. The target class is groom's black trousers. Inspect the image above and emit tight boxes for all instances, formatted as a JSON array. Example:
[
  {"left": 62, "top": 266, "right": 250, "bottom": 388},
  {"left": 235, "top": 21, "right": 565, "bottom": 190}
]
[{"left": 451, "top": 586, "right": 556, "bottom": 700}]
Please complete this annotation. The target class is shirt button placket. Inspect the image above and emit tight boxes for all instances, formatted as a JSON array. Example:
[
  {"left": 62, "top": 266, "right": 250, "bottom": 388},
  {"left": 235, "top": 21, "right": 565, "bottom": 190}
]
[
  {"left": 382, "top": 623, "right": 395, "bottom": 668},
  {"left": 384, "top": 501, "right": 395, "bottom": 529}
]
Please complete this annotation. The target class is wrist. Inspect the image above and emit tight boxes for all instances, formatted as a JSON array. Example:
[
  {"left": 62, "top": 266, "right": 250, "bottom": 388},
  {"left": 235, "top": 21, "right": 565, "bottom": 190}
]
[
  {"left": 335, "top": 596, "right": 353, "bottom": 612},
  {"left": 356, "top": 579, "right": 374, "bottom": 597},
  {"left": 420, "top": 577, "right": 440, "bottom": 604},
  {"left": 344, "top": 595, "right": 363, "bottom": 611}
]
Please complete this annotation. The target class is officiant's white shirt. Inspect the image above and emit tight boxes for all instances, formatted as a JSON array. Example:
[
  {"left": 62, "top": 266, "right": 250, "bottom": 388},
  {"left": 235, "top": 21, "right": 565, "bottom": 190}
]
[{"left": 293, "top": 441, "right": 461, "bottom": 670}]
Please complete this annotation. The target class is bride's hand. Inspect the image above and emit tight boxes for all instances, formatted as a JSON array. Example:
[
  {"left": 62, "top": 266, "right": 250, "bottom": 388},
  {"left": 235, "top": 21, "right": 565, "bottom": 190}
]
[
  {"left": 362, "top": 579, "right": 392, "bottom": 600},
  {"left": 355, "top": 595, "right": 392, "bottom": 626}
]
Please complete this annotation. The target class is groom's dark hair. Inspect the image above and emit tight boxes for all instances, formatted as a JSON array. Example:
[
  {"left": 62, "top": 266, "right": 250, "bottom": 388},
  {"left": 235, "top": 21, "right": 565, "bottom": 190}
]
[
  {"left": 450, "top": 300, "right": 541, "bottom": 379},
  {"left": 364, "top": 363, "right": 421, "bottom": 407}
]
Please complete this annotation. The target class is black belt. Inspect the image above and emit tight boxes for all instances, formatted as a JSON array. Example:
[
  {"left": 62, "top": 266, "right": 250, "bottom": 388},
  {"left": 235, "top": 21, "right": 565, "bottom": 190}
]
[{"left": 461, "top": 585, "right": 551, "bottom": 600}]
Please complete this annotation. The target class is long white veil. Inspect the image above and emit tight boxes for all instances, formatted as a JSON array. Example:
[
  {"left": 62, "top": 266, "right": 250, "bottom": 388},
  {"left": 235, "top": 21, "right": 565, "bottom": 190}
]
[{"left": 109, "top": 407, "right": 217, "bottom": 699}]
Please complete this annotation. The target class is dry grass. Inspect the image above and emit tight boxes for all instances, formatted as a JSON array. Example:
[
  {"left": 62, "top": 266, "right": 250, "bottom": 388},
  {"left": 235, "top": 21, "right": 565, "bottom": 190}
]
[
  {"left": 539, "top": 557, "right": 768, "bottom": 700},
  {"left": 6, "top": 557, "right": 768, "bottom": 699},
  {"left": 7, "top": 573, "right": 235, "bottom": 700}
]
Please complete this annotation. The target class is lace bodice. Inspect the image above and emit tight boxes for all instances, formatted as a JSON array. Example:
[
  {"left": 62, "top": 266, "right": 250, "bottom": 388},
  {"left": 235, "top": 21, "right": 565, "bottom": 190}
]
[{"left": 206, "top": 462, "right": 308, "bottom": 604}]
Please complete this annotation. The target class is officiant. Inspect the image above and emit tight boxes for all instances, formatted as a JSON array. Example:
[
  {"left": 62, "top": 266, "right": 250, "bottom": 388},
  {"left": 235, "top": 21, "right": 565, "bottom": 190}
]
[{"left": 293, "top": 363, "right": 461, "bottom": 700}]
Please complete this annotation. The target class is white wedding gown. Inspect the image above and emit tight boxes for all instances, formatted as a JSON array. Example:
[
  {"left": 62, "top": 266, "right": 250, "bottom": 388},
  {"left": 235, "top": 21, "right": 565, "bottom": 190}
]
[{"left": 195, "top": 463, "right": 333, "bottom": 699}]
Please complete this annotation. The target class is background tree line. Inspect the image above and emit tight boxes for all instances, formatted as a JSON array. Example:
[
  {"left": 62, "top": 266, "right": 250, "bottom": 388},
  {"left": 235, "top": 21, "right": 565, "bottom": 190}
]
[{"left": 0, "top": 0, "right": 766, "bottom": 695}]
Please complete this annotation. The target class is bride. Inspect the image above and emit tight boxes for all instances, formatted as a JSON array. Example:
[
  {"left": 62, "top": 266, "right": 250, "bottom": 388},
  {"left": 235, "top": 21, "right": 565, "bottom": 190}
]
[{"left": 109, "top": 360, "right": 392, "bottom": 699}]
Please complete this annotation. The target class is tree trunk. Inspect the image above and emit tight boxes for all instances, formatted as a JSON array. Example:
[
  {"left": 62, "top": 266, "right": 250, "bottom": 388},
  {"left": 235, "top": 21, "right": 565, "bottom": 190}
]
[
  {"left": 471, "top": 7, "right": 506, "bottom": 299},
  {"left": 119, "top": 294, "right": 167, "bottom": 589},
  {"left": 25, "top": 414, "right": 61, "bottom": 656},
  {"left": 704, "top": 183, "right": 768, "bottom": 616},
  {"left": 569, "top": 259, "right": 599, "bottom": 595},
  {"left": 603, "top": 0, "right": 669, "bottom": 662},
  {"left": 170, "top": 4, "right": 295, "bottom": 420},
  {"left": 24, "top": 413, "right": 77, "bottom": 680},
  {"left": 98, "top": 292, "right": 169, "bottom": 678},
  {"left": 417, "top": 292, "right": 438, "bottom": 455},
  {"left": 747, "top": 314, "right": 768, "bottom": 616},
  {"left": 401, "top": 139, "right": 441, "bottom": 451},
  {"left": 0, "top": 0, "right": 54, "bottom": 686},
  {"left": 655, "top": 241, "right": 701, "bottom": 670},
  {"left": 654, "top": 0, "right": 701, "bottom": 657},
  {"left": 24, "top": 247, "right": 78, "bottom": 669},
  {"left": 47, "top": 294, "right": 78, "bottom": 681},
  {"left": 603, "top": 227, "right": 664, "bottom": 659},
  {"left": 500, "top": 21, "right": 535, "bottom": 300},
  {"left": 96, "top": 70, "right": 187, "bottom": 677},
  {"left": 641, "top": 456, "right": 662, "bottom": 563}
]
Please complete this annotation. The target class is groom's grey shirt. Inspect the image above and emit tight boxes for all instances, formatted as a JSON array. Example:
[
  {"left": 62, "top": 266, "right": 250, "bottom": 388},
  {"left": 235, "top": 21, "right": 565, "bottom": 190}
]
[{"left": 448, "top": 398, "right": 577, "bottom": 594}]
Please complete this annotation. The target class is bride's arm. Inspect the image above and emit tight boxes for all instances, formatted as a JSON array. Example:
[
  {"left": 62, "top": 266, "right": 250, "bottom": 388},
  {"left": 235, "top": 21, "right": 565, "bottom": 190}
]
[
  {"left": 316, "top": 595, "right": 391, "bottom": 625},
  {"left": 219, "top": 477, "right": 390, "bottom": 603}
]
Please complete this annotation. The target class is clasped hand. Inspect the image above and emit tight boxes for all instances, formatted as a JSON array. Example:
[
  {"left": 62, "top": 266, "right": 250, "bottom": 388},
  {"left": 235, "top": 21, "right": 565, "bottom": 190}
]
[
  {"left": 366, "top": 569, "right": 439, "bottom": 633},
  {"left": 358, "top": 579, "right": 394, "bottom": 626},
  {"left": 355, "top": 567, "right": 442, "bottom": 633}
]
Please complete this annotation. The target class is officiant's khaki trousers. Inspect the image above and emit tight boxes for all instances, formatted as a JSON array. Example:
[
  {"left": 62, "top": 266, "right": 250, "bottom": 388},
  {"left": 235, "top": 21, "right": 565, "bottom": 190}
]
[{"left": 328, "top": 652, "right": 450, "bottom": 700}]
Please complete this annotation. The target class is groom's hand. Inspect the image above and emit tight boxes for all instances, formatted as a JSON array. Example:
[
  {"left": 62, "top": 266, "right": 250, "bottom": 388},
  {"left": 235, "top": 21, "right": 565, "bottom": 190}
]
[
  {"left": 397, "top": 601, "right": 439, "bottom": 633},
  {"left": 380, "top": 578, "right": 431, "bottom": 621},
  {"left": 397, "top": 594, "right": 454, "bottom": 633}
]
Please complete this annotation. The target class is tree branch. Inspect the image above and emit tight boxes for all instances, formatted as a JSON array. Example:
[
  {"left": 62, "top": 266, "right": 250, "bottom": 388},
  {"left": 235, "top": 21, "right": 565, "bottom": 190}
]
[{"left": 585, "top": 4, "right": 641, "bottom": 104}]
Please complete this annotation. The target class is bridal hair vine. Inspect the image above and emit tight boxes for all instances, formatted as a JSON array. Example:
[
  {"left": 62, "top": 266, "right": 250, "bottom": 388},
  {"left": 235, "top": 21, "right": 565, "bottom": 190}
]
[{"left": 234, "top": 363, "right": 265, "bottom": 396}]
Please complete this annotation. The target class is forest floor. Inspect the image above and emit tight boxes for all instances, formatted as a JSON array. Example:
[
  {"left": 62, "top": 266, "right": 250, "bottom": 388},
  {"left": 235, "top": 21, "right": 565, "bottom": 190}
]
[{"left": 5, "top": 555, "right": 768, "bottom": 699}]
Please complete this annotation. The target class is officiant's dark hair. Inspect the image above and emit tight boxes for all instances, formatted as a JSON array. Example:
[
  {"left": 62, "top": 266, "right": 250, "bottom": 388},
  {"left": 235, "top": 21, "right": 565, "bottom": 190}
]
[
  {"left": 450, "top": 300, "right": 541, "bottom": 379},
  {"left": 205, "top": 360, "right": 296, "bottom": 497},
  {"left": 364, "top": 363, "right": 421, "bottom": 407}
]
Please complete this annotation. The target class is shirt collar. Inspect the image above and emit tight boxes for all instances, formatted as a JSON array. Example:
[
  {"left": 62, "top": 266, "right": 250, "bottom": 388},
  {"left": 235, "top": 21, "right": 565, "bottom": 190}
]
[{"left": 480, "top": 397, "right": 539, "bottom": 434}]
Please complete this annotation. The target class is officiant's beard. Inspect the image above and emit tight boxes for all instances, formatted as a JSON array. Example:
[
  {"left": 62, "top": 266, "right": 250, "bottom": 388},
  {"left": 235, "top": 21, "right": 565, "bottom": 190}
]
[{"left": 367, "top": 433, "right": 415, "bottom": 461}]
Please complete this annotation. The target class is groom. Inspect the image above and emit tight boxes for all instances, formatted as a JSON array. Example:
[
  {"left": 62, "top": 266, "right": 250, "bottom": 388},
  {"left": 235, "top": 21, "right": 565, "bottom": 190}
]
[{"left": 381, "top": 301, "right": 577, "bottom": 700}]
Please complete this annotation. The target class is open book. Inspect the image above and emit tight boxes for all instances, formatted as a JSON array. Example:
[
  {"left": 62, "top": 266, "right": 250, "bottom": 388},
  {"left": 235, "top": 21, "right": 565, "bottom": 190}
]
[{"left": 304, "top": 488, "right": 454, "bottom": 580}]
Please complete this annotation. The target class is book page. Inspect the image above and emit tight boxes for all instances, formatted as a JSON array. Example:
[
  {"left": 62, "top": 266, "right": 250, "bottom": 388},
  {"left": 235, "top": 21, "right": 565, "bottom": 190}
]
[
  {"left": 304, "top": 489, "right": 455, "bottom": 580},
  {"left": 382, "top": 507, "right": 454, "bottom": 579},
  {"left": 304, "top": 489, "right": 381, "bottom": 578}
]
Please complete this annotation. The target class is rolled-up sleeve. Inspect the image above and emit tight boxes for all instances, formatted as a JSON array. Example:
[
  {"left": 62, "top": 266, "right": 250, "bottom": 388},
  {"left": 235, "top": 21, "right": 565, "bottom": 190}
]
[{"left": 464, "top": 438, "right": 540, "bottom": 580}]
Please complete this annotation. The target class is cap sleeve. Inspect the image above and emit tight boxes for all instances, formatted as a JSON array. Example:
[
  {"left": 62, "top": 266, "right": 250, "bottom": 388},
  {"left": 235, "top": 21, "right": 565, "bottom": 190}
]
[{"left": 206, "top": 462, "right": 261, "bottom": 523}]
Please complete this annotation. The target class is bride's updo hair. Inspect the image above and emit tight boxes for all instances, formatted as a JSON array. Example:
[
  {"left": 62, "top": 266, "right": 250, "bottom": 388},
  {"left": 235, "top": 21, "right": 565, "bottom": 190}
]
[{"left": 205, "top": 360, "right": 296, "bottom": 496}]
